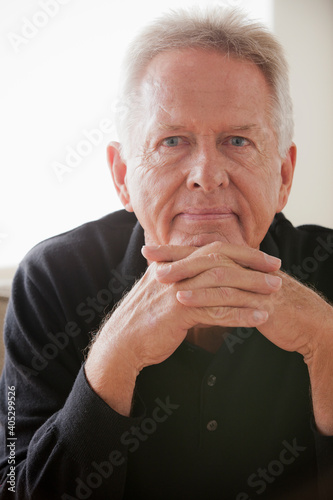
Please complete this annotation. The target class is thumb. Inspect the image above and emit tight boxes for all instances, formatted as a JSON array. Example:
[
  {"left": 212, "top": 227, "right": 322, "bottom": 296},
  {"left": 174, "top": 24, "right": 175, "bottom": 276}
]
[{"left": 141, "top": 245, "right": 197, "bottom": 263}]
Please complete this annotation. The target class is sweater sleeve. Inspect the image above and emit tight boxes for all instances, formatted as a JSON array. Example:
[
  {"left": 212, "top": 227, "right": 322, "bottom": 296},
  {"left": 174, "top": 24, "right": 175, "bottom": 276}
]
[
  {"left": 0, "top": 255, "right": 144, "bottom": 499},
  {"left": 313, "top": 427, "right": 333, "bottom": 500}
]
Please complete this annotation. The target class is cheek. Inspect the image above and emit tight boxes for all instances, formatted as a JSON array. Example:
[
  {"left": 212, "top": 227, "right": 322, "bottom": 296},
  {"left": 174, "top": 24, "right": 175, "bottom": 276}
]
[
  {"left": 232, "top": 161, "right": 281, "bottom": 220},
  {"left": 260, "top": 165, "right": 282, "bottom": 206},
  {"left": 247, "top": 154, "right": 281, "bottom": 197},
  {"left": 126, "top": 158, "right": 183, "bottom": 217}
]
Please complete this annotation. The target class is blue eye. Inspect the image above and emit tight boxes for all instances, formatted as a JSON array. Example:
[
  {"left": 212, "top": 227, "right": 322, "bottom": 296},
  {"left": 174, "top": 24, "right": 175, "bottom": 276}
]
[
  {"left": 162, "top": 136, "right": 181, "bottom": 147},
  {"left": 229, "top": 136, "right": 249, "bottom": 147}
]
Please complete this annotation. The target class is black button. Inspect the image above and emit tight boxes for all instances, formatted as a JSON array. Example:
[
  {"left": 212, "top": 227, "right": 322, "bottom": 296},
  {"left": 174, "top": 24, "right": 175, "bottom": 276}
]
[
  {"left": 207, "top": 374, "right": 217, "bottom": 387},
  {"left": 207, "top": 420, "right": 218, "bottom": 431}
]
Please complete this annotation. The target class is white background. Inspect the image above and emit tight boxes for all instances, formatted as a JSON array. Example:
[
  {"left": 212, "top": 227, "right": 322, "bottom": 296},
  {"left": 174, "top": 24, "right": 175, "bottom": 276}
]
[{"left": 0, "top": 0, "right": 332, "bottom": 275}]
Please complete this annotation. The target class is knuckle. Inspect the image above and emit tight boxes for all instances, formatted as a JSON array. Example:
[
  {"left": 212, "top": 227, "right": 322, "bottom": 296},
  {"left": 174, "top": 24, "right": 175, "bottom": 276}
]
[
  {"left": 266, "top": 301, "right": 274, "bottom": 315},
  {"left": 218, "top": 286, "right": 232, "bottom": 300},
  {"left": 206, "top": 241, "right": 218, "bottom": 251},
  {"left": 214, "top": 241, "right": 226, "bottom": 252},
  {"left": 208, "top": 306, "right": 225, "bottom": 319},
  {"left": 200, "top": 288, "right": 210, "bottom": 301},
  {"left": 214, "top": 266, "right": 226, "bottom": 282},
  {"left": 206, "top": 241, "right": 225, "bottom": 254},
  {"left": 235, "top": 307, "right": 245, "bottom": 323},
  {"left": 247, "top": 246, "right": 258, "bottom": 257},
  {"left": 207, "top": 251, "right": 224, "bottom": 265}
]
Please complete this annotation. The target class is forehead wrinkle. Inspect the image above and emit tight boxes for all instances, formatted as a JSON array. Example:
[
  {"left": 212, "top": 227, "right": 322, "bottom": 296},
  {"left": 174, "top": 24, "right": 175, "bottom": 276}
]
[
  {"left": 157, "top": 103, "right": 172, "bottom": 118},
  {"left": 155, "top": 120, "right": 264, "bottom": 135},
  {"left": 157, "top": 122, "right": 187, "bottom": 132}
]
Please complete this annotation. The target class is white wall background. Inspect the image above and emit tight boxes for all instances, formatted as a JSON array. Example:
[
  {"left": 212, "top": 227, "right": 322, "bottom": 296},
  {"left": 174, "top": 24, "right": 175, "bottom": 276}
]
[
  {"left": 274, "top": 0, "right": 333, "bottom": 229},
  {"left": 1, "top": 0, "right": 332, "bottom": 277},
  {"left": 0, "top": 0, "right": 273, "bottom": 274}
]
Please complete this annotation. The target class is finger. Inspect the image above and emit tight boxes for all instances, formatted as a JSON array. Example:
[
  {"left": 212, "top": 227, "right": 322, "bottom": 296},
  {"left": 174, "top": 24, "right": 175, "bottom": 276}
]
[
  {"left": 191, "top": 305, "right": 269, "bottom": 328},
  {"left": 142, "top": 245, "right": 196, "bottom": 263},
  {"left": 176, "top": 287, "right": 275, "bottom": 308},
  {"left": 144, "top": 242, "right": 280, "bottom": 270},
  {"left": 154, "top": 247, "right": 281, "bottom": 285},
  {"left": 143, "top": 242, "right": 281, "bottom": 273},
  {"left": 173, "top": 265, "right": 282, "bottom": 293}
]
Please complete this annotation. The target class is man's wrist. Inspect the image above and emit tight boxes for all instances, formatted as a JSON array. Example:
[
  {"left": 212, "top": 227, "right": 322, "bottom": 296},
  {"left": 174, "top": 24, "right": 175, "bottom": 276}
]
[
  {"left": 305, "top": 322, "right": 333, "bottom": 435},
  {"left": 85, "top": 325, "right": 139, "bottom": 416}
]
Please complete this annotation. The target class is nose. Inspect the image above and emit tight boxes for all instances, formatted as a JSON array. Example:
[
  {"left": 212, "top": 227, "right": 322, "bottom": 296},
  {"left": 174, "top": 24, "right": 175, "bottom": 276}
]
[{"left": 186, "top": 143, "right": 229, "bottom": 192}]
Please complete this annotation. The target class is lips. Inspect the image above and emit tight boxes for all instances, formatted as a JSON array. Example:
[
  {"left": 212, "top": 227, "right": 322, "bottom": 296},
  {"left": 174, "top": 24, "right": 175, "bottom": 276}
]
[{"left": 176, "top": 207, "right": 236, "bottom": 221}]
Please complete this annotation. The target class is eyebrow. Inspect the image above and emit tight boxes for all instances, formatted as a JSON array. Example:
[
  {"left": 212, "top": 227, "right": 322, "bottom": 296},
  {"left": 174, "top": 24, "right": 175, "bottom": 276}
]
[
  {"left": 230, "top": 123, "right": 259, "bottom": 131},
  {"left": 156, "top": 122, "right": 260, "bottom": 132}
]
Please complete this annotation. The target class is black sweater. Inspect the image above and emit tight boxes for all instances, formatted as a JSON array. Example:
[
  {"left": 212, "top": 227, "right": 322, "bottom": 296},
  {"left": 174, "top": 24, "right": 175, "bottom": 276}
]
[{"left": 1, "top": 210, "right": 333, "bottom": 499}]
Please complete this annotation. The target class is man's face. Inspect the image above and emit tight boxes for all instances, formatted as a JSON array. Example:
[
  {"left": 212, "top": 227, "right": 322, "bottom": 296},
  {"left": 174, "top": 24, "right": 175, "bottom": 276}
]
[{"left": 116, "top": 49, "right": 295, "bottom": 248}]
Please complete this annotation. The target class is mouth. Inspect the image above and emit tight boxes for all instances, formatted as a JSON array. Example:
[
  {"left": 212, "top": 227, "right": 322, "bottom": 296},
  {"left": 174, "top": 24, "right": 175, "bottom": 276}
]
[{"left": 176, "top": 207, "right": 236, "bottom": 221}]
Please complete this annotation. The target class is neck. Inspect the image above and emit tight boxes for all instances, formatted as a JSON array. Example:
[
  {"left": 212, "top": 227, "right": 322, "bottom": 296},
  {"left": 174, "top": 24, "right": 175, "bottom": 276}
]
[{"left": 186, "top": 326, "right": 230, "bottom": 354}]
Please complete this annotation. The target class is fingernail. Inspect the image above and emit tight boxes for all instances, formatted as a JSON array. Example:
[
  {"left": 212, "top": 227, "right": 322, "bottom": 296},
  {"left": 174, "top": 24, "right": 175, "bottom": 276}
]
[
  {"left": 265, "top": 275, "right": 282, "bottom": 288},
  {"left": 264, "top": 254, "right": 281, "bottom": 266},
  {"left": 156, "top": 265, "right": 171, "bottom": 277},
  {"left": 142, "top": 245, "right": 160, "bottom": 252},
  {"left": 141, "top": 246, "right": 160, "bottom": 258},
  {"left": 253, "top": 310, "right": 268, "bottom": 323},
  {"left": 177, "top": 290, "right": 192, "bottom": 299}
]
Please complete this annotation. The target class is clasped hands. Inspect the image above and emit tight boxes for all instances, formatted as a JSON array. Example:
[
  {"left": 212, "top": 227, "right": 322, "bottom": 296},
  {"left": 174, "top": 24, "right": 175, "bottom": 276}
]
[
  {"left": 141, "top": 242, "right": 332, "bottom": 364},
  {"left": 141, "top": 241, "right": 333, "bottom": 435},
  {"left": 87, "top": 240, "right": 333, "bottom": 429}
]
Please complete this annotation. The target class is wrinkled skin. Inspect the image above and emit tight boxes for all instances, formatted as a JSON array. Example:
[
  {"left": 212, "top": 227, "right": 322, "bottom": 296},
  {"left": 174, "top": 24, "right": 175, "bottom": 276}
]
[{"left": 112, "top": 49, "right": 295, "bottom": 249}]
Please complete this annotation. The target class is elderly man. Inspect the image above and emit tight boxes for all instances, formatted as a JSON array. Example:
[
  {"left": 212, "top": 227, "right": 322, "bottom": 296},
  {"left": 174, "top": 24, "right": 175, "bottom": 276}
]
[{"left": 1, "top": 6, "right": 333, "bottom": 500}]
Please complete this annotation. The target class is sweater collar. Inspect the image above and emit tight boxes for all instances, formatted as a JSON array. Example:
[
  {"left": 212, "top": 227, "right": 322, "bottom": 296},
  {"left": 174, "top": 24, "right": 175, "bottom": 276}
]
[
  {"left": 114, "top": 220, "right": 147, "bottom": 300},
  {"left": 260, "top": 218, "right": 281, "bottom": 260}
]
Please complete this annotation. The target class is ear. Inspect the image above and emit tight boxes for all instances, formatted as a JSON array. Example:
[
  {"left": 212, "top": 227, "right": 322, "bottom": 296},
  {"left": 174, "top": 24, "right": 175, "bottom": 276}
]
[
  {"left": 276, "top": 142, "right": 297, "bottom": 213},
  {"left": 107, "top": 142, "right": 133, "bottom": 212}
]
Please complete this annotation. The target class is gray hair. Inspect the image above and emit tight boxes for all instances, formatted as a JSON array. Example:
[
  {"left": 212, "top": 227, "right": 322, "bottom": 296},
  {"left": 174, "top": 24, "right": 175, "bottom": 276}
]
[{"left": 115, "top": 6, "right": 294, "bottom": 160}]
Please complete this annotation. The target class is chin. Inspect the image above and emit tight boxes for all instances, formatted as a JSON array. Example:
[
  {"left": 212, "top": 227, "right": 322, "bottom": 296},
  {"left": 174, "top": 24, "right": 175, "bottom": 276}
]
[{"left": 170, "top": 232, "right": 245, "bottom": 247}]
